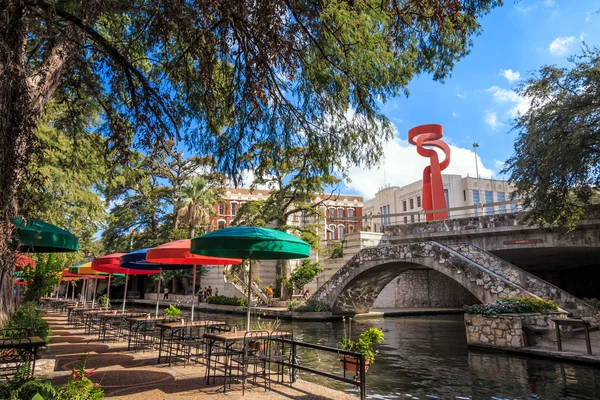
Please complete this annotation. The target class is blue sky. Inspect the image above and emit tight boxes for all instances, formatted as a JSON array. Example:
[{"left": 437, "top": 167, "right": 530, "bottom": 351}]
[{"left": 343, "top": 0, "right": 600, "bottom": 200}]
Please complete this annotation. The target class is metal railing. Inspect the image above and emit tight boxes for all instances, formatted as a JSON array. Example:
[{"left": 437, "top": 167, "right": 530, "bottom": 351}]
[{"left": 272, "top": 338, "right": 367, "bottom": 400}]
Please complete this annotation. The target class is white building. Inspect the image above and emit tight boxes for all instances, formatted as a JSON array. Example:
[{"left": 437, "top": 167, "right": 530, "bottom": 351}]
[{"left": 364, "top": 174, "right": 517, "bottom": 232}]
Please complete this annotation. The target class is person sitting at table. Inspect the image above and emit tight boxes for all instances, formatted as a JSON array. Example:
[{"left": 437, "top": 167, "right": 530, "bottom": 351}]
[
  {"left": 303, "top": 289, "right": 311, "bottom": 299},
  {"left": 163, "top": 287, "right": 169, "bottom": 300}
]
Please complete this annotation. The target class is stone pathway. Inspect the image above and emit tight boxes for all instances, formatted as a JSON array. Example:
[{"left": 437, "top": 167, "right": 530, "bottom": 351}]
[{"left": 40, "top": 312, "right": 355, "bottom": 399}]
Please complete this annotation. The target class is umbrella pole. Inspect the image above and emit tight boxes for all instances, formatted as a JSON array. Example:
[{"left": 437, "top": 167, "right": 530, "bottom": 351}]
[
  {"left": 156, "top": 268, "right": 162, "bottom": 318},
  {"left": 72, "top": 282, "right": 75, "bottom": 301},
  {"left": 246, "top": 259, "right": 252, "bottom": 332},
  {"left": 106, "top": 274, "right": 112, "bottom": 310},
  {"left": 92, "top": 278, "right": 98, "bottom": 309},
  {"left": 191, "top": 265, "right": 197, "bottom": 322},
  {"left": 65, "top": 281, "right": 70, "bottom": 300},
  {"left": 82, "top": 278, "right": 87, "bottom": 305},
  {"left": 122, "top": 272, "right": 129, "bottom": 313}
]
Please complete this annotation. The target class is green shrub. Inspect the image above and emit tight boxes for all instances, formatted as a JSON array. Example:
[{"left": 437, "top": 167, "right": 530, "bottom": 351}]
[
  {"left": 3, "top": 303, "right": 51, "bottom": 343},
  {"left": 288, "top": 299, "right": 331, "bottom": 312},
  {"left": 0, "top": 355, "right": 104, "bottom": 399},
  {"left": 163, "top": 305, "right": 182, "bottom": 318},
  {"left": 206, "top": 295, "right": 247, "bottom": 306},
  {"left": 465, "top": 297, "right": 559, "bottom": 316}
]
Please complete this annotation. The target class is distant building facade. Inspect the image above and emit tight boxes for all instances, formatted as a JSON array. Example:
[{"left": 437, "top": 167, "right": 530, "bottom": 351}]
[
  {"left": 209, "top": 188, "right": 363, "bottom": 242},
  {"left": 364, "top": 174, "right": 517, "bottom": 232}
]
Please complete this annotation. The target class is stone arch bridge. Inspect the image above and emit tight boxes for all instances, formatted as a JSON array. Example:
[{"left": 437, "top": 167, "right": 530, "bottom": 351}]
[{"left": 312, "top": 241, "right": 600, "bottom": 325}]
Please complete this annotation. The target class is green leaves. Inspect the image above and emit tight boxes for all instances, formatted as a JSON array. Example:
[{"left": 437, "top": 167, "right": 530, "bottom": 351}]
[{"left": 503, "top": 46, "right": 600, "bottom": 227}]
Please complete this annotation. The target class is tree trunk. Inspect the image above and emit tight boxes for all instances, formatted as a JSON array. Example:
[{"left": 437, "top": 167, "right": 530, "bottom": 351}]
[
  {"left": 188, "top": 225, "right": 195, "bottom": 239},
  {"left": 0, "top": 2, "right": 36, "bottom": 321},
  {"left": 0, "top": 0, "right": 105, "bottom": 320}
]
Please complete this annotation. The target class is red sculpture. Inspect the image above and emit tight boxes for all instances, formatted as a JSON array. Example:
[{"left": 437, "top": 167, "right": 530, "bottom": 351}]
[{"left": 408, "top": 124, "right": 450, "bottom": 221}]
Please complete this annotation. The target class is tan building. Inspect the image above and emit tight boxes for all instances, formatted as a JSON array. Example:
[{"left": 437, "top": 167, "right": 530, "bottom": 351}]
[{"left": 364, "top": 174, "right": 517, "bottom": 232}]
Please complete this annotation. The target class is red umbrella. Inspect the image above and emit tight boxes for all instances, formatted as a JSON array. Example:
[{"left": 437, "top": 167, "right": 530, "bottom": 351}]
[
  {"left": 146, "top": 240, "right": 241, "bottom": 320},
  {"left": 92, "top": 253, "right": 160, "bottom": 311}
]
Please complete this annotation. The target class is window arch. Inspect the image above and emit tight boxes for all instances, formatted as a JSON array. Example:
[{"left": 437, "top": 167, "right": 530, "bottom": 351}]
[
  {"left": 347, "top": 208, "right": 354, "bottom": 218},
  {"left": 337, "top": 207, "right": 344, "bottom": 218},
  {"left": 217, "top": 219, "right": 226, "bottom": 230},
  {"left": 328, "top": 207, "right": 335, "bottom": 219},
  {"left": 328, "top": 224, "right": 336, "bottom": 240}
]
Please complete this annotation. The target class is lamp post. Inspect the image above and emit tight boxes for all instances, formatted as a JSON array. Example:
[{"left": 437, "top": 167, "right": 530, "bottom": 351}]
[{"left": 473, "top": 143, "right": 481, "bottom": 216}]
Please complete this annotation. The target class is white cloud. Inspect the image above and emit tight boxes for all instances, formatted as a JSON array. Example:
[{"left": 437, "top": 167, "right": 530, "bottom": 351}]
[
  {"left": 484, "top": 111, "right": 502, "bottom": 130},
  {"left": 500, "top": 69, "right": 521, "bottom": 83},
  {"left": 456, "top": 88, "right": 466, "bottom": 99},
  {"left": 544, "top": 0, "right": 555, "bottom": 6},
  {"left": 486, "top": 86, "right": 531, "bottom": 118},
  {"left": 494, "top": 160, "right": 507, "bottom": 172},
  {"left": 586, "top": 12, "right": 591, "bottom": 22},
  {"left": 236, "top": 169, "right": 272, "bottom": 190},
  {"left": 452, "top": 111, "right": 459, "bottom": 118},
  {"left": 549, "top": 36, "right": 576, "bottom": 56},
  {"left": 344, "top": 134, "right": 494, "bottom": 199}
]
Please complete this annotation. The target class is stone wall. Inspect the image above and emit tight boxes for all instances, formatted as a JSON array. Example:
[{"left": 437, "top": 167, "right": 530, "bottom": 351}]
[
  {"left": 373, "top": 269, "right": 479, "bottom": 308},
  {"left": 449, "top": 244, "right": 600, "bottom": 324},
  {"left": 464, "top": 313, "right": 564, "bottom": 348}
]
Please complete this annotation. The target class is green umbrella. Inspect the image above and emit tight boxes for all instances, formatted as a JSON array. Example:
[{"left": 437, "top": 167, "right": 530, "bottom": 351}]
[
  {"left": 191, "top": 226, "right": 310, "bottom": 331},
  {"left": 12, "top": 218, "right": 79, "bottom": 253}
]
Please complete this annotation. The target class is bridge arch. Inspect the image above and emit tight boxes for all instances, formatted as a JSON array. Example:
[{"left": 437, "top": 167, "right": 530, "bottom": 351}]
[{"left": 313, "top": 242, "right": 534, "bottom": 315}]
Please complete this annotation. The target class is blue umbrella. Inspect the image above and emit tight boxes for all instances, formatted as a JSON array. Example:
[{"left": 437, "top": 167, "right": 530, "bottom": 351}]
[{"left": 121, "top": 249, "right": 190, "bottom": 317}]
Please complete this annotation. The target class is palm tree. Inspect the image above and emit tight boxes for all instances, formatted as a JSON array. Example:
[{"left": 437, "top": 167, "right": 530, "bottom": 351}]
[{"left": 176, "top": 177, "right": 219, "bottom": 238}]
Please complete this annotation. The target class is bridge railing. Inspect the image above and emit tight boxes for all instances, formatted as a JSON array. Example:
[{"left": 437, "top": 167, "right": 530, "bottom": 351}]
[{"left": 330, "top": 200, "right": 526, "bottom": 229}]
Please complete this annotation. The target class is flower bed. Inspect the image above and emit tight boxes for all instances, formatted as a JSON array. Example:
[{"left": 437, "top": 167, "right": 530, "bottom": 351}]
[{"left": 465, "top": 297, "right": 558, "bottom": 317}]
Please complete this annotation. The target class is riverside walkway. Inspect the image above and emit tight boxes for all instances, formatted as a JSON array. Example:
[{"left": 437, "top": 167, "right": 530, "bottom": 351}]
[{"left": 40, "top": 312, "right": 355, "bottom": 399}]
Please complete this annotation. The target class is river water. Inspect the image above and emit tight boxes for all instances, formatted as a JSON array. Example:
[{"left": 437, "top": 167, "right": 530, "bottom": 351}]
[{"left": 141, "top": 307, "right": 600, "bottom": 399}]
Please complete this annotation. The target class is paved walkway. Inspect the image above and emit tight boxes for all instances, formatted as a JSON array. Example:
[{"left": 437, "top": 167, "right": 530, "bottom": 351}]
[{"left": 41, "top": 312, "right": 355, "bottom": 399}]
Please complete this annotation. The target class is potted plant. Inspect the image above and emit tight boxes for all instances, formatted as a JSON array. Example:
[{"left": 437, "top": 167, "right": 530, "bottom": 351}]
[
  {"left": 98, "top": 294, "right": 110, "bottom": 308},
  {"left": 163, "top": 304, "right": 182, "bottom": 318},
  {"left": 338, "top": 317, "right": 384, "bottom": 372}
]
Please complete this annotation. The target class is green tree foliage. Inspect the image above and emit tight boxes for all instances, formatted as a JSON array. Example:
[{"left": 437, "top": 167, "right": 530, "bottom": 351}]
[
  {"left": 21, "top": 254, "right": 64, "bottom": 304},
  {"left": 288, "top": 259, "right": 323, "bottom": 291},
  {"left": 176, "top": 177, "right": 221, "bottom": 238},
  {"left": 503, "top": 46, "right": 600, "bottom": 227},
  {"left": 1, "top": 0, "right": 500, "bottom": 317}
]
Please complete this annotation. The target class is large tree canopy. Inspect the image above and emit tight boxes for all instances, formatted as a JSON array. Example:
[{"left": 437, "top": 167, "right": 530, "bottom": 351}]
[
  {"left": 0, "top": 0, "right": 501, "bottom": 317},
  {"left": 503, "top": 46, "right": 600, "bottom": 227}
]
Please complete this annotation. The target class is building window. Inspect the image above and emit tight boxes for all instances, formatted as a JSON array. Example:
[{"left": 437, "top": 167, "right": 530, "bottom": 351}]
[
  {"left": 444, "top": 189, "right": 449, "bottom": 208},
  {"left": 417, "top": 196, "right": 421, "bottom": 208},
  {"left": 217, "top": 220, "right": 225, "bottom": 230},
  {"left": 301, "top": 210, "right": 308, "bottom": 225},
  {"left": 337, "top": 208, "right": 344, "bottom": 218},
  {"left": 328, "top": 207, "right": 335, "bottom": 219},
  {"left": 485, "top": 191, "right": 494, "bottom": 215},
  {"left": 231, "top": 202, "right": 237, "bottom": 216},
  {"left": 338, "top": 225, "right": 344, "bottom": 240},
  {"left": 403, "top": 201, "right": 407, "bottom": 212},
  {"left": 463, "top": 190, "right": 466, "bottom": 201},
  {"left": 328, "top": 224, "right": 336, "bottom": 240},
  {"left": 497, "top": 192, "right": 506, "bottom": 214},
  {"left": 404, "top": 216, "right": 408, "bottom": 224},
  {"left": 473, "top": 190, "right": 480, "bottom": 216},
  {"left": 349, "top": 225, "right": 354, "bottom": 233},
  {"left": 410, "top": 215, "right": 414, "bottom": 223},
  {"left": 347, "top": 208, "right": 354, "bottom": 218},
  {"left": 409, "top": 199, "right": 414, "bottom": 210},
  {"left": 218, "top": 203, "right": 225, "bottom": 215},
  {"left": 510, "top": 192, "right": 518, "bottom": 213}
]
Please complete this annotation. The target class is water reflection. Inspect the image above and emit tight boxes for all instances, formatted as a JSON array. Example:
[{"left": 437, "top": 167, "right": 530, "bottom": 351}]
[{"left": 136, "top": 307, "right": 600, "bottom": 399}]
